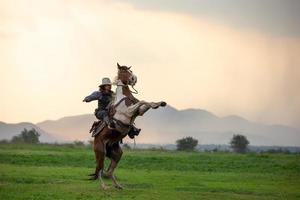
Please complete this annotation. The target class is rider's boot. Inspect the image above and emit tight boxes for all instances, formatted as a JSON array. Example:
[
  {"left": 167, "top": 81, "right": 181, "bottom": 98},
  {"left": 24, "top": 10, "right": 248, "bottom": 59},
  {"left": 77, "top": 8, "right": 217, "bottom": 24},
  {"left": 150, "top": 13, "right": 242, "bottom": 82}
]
[
  {"left": 104, "top": 116, "right": 115, "bottom": 129},
  {"left": 128, "top": 125, "right": 141, "bottom": 139}
]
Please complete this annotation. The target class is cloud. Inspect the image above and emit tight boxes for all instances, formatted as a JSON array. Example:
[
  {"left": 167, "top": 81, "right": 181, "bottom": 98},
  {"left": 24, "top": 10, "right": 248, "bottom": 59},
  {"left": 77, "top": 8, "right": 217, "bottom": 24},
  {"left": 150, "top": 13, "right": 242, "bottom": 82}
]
[
  {"left": 0, "top": 0, "right": 299, "bottom": 130},
  {"left": 113, "top": 0, "right": 300, "bottom": 37}
]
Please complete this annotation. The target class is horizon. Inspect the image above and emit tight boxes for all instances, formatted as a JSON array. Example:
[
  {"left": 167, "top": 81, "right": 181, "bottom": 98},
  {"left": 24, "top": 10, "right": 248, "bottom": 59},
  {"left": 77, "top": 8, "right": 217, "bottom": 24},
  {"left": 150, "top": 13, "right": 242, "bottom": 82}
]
[
  {"left": 1, "top": 98, "right": 300, "bottom": 146},
  {"left": 1, "top": 104, "right": 299, "bottom": 130}
]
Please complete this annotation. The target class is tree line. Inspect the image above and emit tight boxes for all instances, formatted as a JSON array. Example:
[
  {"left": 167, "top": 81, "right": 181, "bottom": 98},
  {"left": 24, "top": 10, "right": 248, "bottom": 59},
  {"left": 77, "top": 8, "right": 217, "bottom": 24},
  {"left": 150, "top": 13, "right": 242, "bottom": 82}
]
[
  {"left": 4, "top": 128, "right": 250, "bottom": 153},
  {"left": 176, "top": 134, "right": 249, "bottom": 153}
]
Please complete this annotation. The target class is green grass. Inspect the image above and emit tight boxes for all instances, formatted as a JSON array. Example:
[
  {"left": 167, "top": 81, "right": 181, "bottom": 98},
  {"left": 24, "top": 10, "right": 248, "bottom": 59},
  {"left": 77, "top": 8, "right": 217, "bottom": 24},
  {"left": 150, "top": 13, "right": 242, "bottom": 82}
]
[{"left": 0, "top": 143, "right": 299, "bottom": 199}]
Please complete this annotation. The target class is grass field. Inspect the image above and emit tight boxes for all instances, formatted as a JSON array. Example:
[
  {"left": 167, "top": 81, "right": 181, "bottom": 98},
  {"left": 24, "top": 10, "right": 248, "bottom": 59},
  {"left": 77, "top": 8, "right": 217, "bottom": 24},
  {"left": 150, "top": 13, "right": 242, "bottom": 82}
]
[{"left": 0, "top": 143, "right": 299, "bottom": 200}]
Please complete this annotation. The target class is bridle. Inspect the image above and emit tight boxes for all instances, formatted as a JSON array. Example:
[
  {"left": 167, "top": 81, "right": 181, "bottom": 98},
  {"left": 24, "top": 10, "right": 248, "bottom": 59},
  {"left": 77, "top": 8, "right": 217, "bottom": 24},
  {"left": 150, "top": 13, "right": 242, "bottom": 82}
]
[
  {"left": 130, "top": 85, "right": 138, "bottom": 94},
  {"left": 117, "top": 68, "right": 138, "bottom": 94}
]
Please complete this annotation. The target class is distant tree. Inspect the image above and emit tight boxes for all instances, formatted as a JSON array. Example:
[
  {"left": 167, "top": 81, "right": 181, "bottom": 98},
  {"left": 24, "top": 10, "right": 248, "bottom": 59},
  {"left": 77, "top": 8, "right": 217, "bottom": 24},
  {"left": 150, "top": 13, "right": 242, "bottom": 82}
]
[
  {"left": 230, "top": 134, "right": 249, "bottom": 153},
  {"left": 122, "top": 143, "right": 131, "bottom": 150},
  {"left": 176, "top": 137, "right": 198, "bottom": 151},
  {"left": 266, "top": 148, "right": 290, "bottom": 154},
  {"left": 0, "top": 139, "right": 9, "bottom": 144},
  {"left": 73, "top": 140, "right": 85, "bottom": 146},
  {"left": 88, "top": 139, "right": 94, "bottom": 146},
  {"left": 11, "top": 128, "right": 40, "bottom": 144}
]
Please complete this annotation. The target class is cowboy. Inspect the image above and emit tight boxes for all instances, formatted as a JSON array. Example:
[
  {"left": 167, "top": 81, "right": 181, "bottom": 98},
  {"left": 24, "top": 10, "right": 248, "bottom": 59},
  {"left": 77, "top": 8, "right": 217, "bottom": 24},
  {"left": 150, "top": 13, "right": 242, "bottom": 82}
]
[{"left": 83, "top": 77, "right": 115, "bottom": 128}]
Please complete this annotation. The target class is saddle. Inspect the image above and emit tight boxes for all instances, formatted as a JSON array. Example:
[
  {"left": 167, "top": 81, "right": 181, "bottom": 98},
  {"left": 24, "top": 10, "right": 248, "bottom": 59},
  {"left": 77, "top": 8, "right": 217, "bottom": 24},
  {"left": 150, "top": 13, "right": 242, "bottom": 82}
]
[
  {"left": 89, "top": 120, "right": 106, "bottom": 137},
  {"left": 89, "top": 100, "right": 141, "bottom": 138},
  {"left": 89, "top": 119, "right": 141, "bottom": 139},
  {"left": 89, "top": 102, "right": 116, "bottom": 137}
]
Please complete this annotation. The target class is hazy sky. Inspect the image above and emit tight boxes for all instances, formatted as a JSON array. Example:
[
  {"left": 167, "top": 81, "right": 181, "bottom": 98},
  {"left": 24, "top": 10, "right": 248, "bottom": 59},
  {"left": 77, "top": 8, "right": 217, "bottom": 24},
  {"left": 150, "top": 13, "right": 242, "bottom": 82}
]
[{"left": 0, "top": 0, "right": 299, "bottom": 129}]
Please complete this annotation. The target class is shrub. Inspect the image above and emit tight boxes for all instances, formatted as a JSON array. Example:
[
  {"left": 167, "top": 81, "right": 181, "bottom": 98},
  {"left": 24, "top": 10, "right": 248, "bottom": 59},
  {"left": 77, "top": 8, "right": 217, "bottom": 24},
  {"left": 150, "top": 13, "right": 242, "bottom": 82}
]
[
  {"left": 176, "top": 137, "right": 198, "bottom": 151},
  {"left": 73, "top": 140, "right": 85, "bottom": 146},
  {"left": 123, "top": 143, "right": 131, "bottom": 150},
  {"left": 230, "top": 134, "right": 249, "bottom": 153},
  {"left": 11, "top": 128, "right": 40, "bottom": 144}
]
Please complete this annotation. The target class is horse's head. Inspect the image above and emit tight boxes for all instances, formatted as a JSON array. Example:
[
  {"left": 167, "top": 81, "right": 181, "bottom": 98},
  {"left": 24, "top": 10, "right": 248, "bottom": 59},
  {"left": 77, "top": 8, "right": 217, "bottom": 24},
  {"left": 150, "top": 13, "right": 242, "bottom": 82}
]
[{"left": 117, "top": 63, "right": 137, "bottom": 86}]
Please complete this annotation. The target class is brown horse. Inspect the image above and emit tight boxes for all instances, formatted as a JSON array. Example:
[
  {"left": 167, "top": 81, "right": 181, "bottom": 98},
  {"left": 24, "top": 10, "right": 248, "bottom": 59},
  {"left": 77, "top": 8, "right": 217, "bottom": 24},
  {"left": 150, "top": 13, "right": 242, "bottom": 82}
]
[{"left": 90, "top": 63, "right": 166, "bottom": 190}]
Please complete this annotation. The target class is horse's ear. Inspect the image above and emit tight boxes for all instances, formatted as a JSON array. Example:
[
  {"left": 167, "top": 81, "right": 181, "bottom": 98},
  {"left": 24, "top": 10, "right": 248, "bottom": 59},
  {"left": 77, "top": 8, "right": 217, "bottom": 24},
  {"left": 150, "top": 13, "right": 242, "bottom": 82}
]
[
  {"left": 117, "top": 63, "right": 121, "bottom": 69},
  {"left": 128, "top": 66, "right": 131, "bottom": 69}
]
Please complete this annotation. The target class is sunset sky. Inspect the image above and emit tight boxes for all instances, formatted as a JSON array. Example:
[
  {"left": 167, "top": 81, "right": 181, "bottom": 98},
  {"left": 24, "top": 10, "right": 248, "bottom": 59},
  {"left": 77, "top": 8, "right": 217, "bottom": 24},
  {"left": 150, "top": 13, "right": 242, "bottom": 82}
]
[{"left": 0, "top": 0, "right": 299, "bottom": 129}]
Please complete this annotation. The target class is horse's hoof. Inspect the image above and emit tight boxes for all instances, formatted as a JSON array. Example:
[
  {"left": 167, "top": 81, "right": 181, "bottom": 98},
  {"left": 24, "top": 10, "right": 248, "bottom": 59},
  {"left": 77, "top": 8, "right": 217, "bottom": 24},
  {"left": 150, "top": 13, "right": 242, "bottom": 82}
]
[
  {"left": 115, "top": 185, "right": 123, "bottom": 190},
  {"left": 101, "top": 184, "right": 110, "bottom": 190},
  {"left": 160, "top": 101, "right": 167, "bottom": 107}
]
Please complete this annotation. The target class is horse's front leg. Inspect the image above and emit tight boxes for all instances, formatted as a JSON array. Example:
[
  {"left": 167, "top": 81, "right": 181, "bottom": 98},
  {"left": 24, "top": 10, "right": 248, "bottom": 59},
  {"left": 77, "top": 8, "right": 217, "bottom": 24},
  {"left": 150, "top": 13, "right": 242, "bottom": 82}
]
[
  {"left": 138, "top": 101, "right": 166, "bottom": 115},
  {"left": 150, "top": 101, "right": 167, "bottom": 109}
]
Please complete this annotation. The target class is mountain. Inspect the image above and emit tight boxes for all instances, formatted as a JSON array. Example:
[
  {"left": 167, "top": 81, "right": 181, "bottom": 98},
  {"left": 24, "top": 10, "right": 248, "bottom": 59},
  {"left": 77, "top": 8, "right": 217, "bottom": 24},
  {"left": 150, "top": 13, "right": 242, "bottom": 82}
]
[
  {"left": 36, "top": 114, "right": 94, "bottom": 141},
  {"left": 36, "top": 105, "right": 300, "bottom": 146},
  {"left": 0, "top": 121, "right": 56, "bottom": 143}
]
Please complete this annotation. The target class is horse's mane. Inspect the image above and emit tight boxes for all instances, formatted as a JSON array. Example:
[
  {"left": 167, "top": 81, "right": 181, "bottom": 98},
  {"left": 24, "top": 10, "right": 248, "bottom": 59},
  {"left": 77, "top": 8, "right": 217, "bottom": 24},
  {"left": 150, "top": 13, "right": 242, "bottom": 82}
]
[{"left": 112, "top": 76, "right": 119, "bottom": 85}]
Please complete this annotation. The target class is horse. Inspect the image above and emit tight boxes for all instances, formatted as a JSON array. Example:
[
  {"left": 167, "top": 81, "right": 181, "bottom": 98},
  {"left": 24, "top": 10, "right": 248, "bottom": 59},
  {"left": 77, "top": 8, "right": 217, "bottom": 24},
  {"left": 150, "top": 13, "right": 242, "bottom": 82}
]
[{"left": 89, "top": 63, "right": 166, "bottom": 190}]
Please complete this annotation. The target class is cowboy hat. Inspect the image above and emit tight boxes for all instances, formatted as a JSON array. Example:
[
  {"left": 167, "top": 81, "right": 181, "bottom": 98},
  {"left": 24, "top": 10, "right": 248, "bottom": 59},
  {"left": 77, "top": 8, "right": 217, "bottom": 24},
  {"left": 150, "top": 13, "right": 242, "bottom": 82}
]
[{"left": 99, "top": 77, "right": 112, "bottom": 87}]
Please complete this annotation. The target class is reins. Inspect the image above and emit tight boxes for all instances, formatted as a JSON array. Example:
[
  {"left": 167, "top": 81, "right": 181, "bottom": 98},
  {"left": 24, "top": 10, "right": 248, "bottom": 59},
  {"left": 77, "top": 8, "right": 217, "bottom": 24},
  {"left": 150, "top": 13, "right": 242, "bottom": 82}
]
[
  {"left": 114, "top": 97, "right": 127, "bottom": 108},
  {"left": 130, "top": 85, "right": 138, "bottom": 94}
]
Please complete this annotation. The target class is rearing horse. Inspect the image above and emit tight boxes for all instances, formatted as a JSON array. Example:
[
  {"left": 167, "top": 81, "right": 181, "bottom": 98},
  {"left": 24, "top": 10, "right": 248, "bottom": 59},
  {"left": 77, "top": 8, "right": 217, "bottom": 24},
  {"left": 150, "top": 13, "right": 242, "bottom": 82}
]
[{"left": 90, "top": 63, "right": 166, "bottom": 190}]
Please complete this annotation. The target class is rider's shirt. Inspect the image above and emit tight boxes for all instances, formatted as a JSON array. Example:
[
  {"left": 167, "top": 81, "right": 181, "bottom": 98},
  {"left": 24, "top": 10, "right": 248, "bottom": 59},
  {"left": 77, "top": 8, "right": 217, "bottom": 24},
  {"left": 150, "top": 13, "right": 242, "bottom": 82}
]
[{"left": 84, "top": 90, "right": 114, "bottom": 110}]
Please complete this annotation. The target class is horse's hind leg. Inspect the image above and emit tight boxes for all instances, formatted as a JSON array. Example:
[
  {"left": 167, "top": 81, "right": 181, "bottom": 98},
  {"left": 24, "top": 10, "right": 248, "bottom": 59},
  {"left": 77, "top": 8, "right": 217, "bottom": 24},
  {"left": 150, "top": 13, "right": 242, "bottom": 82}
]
[
  {"left": 94, "top": 139, "right": 109, "bottom": 189},
  {"left": 106, "top": 142, "right": 123, "bottom": 189},
  {"left": 89, "top": 139, "right": 99, "bottom": 180}
]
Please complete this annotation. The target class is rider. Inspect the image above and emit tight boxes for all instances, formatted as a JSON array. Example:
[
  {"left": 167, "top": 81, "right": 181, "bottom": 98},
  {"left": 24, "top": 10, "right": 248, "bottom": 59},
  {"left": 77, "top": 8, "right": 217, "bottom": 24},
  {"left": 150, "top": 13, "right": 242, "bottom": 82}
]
[
  {"left": 83, "top": 77, "right": 141, "bottom": 138},
  {"left": 83, "top": 77, "right": 115, "bottom": 128}
]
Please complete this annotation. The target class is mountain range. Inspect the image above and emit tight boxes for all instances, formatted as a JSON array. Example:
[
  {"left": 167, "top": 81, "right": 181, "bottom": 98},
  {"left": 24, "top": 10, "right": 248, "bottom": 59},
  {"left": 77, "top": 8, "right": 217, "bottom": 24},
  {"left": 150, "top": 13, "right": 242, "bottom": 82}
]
[
  {"left": 0, "top": 121, "right": 56, "bottom": 143},
  {"left": 1, "top": 105, "right": 299, "bottom": 146}
]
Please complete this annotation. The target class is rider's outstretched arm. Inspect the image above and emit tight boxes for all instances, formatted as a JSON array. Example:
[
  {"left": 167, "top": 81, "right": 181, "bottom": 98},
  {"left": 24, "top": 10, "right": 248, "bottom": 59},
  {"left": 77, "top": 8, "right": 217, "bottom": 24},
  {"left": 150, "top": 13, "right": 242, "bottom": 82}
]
[{"left": 83, "top": 91, "right": 102, "bottom": 102}]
